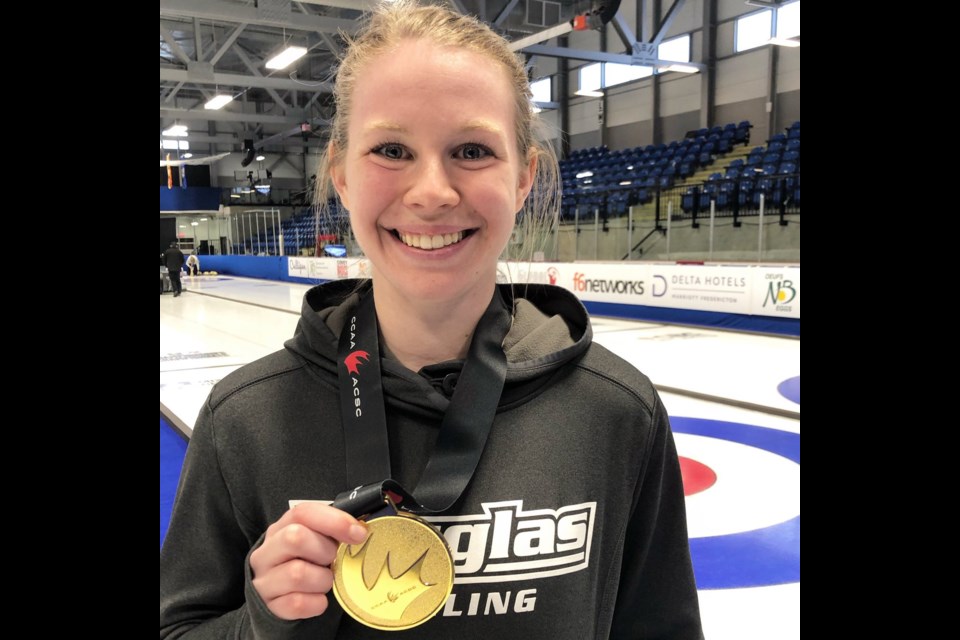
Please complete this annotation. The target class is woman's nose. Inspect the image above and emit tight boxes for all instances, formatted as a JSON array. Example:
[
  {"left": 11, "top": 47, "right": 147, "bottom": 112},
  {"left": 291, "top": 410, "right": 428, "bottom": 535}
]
[{"left": 402, "top": 156, "right": 460, "bottom": 212}]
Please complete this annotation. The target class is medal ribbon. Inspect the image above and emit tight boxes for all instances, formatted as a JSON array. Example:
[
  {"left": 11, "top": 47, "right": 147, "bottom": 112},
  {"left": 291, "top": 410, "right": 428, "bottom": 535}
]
[{"left": 334, "top": 286, "right": 509, "bottom": 517}]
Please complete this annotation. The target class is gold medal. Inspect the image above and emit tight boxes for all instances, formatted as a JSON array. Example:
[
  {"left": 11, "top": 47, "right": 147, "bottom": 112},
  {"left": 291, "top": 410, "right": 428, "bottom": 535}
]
[{"left": 333, "top": 510, "right": 454, "bottom": 630}]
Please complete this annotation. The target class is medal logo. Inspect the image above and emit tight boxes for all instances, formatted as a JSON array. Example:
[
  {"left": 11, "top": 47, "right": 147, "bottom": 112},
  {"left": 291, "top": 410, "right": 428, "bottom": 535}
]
[
  {"left": 333, "top": 513, "right": 454, "bottom": 630},
  {"left": 340, "top": 535, "right": 433, "bottom": 617}
]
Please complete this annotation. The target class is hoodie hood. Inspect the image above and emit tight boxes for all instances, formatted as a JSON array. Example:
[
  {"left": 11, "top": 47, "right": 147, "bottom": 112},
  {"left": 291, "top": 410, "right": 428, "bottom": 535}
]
[{"left": 284, "top": 279, "right": 593, "bottom": 419}]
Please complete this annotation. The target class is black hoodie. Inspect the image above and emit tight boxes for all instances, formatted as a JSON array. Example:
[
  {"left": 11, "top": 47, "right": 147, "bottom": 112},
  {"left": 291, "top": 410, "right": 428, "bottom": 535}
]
[{"left": 160, "top": 280, "right": 703, "bottom": 639}]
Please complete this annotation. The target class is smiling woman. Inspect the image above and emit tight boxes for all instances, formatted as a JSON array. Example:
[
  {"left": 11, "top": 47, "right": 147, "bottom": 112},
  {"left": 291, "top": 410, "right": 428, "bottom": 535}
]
[
  {"left": 316, "top": 2, "right": 563, "bottom": 369},
  {"left": 316, "top": 2, "right": 560, "bottom": 280},
  {"left": 330, "top": 38, "right": 534, "bottom": 334},
  {"left": 160, "top": 2, "right": 704, "bottom": 638}
]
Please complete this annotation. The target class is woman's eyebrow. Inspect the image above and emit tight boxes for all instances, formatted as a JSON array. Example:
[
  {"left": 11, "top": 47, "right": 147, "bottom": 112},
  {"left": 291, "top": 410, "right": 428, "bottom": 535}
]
[
  {"left": 362, "top": 120, "right": 406, "bottom": 134},
  {"left": 361, "top": 120, "right": 504, "bottom": 136},
  {"left": 459, "top": 119, "right": 503, "bottom": 136}
]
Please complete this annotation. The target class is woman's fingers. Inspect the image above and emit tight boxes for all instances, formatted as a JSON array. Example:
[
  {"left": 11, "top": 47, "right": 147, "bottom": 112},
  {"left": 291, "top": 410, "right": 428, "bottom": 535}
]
[
  {"left": 262, "top": 592, "right": 332, "bottom": 621},
  {"left": 252, "top": 558, "right": 334, "bottom": 602},
  {"left": 249, "top": 502, "right": 369, "bottom": 620},
  {"left": 252, "top": 521, "right": 341, "bottom": 574}
]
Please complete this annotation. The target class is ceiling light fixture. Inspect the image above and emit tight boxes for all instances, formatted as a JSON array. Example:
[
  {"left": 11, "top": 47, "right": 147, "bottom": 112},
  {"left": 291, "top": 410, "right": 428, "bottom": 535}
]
[
  {"left": 205, "top": 94, "right": 234, "bottom": 110},
  {"left": 162, "top": 124, "right": 188, "bottom": 137},
  {"left": 255, "top": 155, "right": 265, "bottom": 162},
  {"left": 661, "top": 63, "right": 700, "bottom": 73},
  {"left": 768, "top": 36, "right": 800, "bottom": 47},
  {"left": 266, "top": 46, "right": 307, "bottom": 70},
  {"left": 574, "top": 89, "right": 604, "bottom": 98}
]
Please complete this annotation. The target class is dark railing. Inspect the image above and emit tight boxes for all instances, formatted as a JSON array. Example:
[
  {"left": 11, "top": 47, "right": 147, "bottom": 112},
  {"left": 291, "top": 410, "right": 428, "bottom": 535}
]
[
  {"left": 622, "top": 227, "right": 664, "bottom": 261},
  {"left": 220, "top": 186, "right": 313, "bottom": 207},
  {"left": 559, "top": 173, "right": 800, "bottom": 231}
]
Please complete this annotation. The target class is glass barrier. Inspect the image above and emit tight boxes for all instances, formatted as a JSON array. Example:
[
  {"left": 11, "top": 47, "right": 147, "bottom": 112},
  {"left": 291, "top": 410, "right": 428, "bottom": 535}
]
[
  {"left": 164, "top": 176, "right": 798, "bottom": 262},
  {"left": 551, "top": 174, "right": 799, "bottom": 263}
]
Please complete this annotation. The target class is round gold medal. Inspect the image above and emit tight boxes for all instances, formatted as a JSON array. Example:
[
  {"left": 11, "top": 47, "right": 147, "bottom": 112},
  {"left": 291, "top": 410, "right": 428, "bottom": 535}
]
[{"left": 332, "top": 511, "right": 454, "bottom": 630}]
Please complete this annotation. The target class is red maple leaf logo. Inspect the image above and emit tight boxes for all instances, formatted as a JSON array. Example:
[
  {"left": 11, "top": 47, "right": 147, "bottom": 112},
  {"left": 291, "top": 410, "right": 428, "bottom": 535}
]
[{"left": 344, "top": 350, "right": 370, "bottom": 375}]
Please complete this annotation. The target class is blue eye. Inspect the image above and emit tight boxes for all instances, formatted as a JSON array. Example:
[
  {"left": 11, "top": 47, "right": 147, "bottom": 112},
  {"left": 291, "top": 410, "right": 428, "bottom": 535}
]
[
  {"left": 374, "top": 143, "right": 406, "bottom": 160},
  {"left": 457, "top": 144, "right": 492, "bottom": 160}
]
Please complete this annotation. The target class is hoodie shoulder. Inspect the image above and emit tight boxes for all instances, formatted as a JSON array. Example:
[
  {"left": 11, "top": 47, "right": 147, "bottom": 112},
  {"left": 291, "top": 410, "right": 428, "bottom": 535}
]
[
  {"left": 207, "top": 349, "right": 306, "bottom": 410},
  {"left": 204, "top": 281, "right": 368, "bottom": 412},
  {"left": 576, "top": 341, "right": 660, "bottom": 417}
]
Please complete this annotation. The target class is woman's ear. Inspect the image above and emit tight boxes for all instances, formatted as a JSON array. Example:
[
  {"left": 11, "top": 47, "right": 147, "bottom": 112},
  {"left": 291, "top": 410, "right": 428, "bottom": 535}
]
[
  {"left": 329, "top": 141, "right": 350, "bottom": 209},
  {"left": 515, "top": 150, "right": 538, "bottom": 212}
]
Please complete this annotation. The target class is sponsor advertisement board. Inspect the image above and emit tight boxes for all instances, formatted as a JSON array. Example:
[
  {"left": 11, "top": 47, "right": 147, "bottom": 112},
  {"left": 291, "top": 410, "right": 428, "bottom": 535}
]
[
  {"left": 287, "top": 257, "right": 310, "bottom": 279},
  {"left": 287, "top": 256, "right": 371, "bottom": 280},
  {"left": 498, "top": 262, "right": 799, "bottom": 319},
  {"left": 290, "top": 258, "right": 799, "bottom": 319}
]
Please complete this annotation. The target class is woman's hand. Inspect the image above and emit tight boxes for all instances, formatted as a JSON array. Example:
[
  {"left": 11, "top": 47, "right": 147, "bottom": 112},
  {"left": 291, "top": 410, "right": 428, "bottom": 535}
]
[{"left": 249, "top": 503, "right": 369, "bottom": 620}]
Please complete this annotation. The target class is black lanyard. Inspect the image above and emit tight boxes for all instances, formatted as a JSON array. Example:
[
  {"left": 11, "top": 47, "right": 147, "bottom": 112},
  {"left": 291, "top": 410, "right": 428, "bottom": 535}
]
[{"left": 334, "top": 287, "right": 510, "bottom": 517}]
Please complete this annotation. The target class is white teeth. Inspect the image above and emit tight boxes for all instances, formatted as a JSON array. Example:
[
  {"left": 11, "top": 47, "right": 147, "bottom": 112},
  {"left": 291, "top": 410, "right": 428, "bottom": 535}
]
[{"left": 399, "top": 231, "right": 464, "bottom": 250}]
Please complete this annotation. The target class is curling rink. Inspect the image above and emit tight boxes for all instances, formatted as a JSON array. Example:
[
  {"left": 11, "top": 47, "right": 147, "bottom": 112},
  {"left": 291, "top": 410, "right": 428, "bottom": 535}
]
[{"left": 161, "top": 275, "right": 799, "bottom": 639}]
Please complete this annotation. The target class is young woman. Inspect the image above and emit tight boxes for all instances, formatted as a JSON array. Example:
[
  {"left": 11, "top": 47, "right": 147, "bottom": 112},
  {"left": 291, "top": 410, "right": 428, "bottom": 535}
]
[{"left": 160, "top": 2, "right": 703, "bottom": 638}]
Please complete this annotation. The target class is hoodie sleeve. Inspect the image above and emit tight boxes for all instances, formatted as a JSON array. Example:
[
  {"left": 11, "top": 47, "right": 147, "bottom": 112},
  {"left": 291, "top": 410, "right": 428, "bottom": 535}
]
[
  {"left": 608, "top": 396, "right": 705, "bottom": 639},
  {"left": 160, "top": 400, "right": 340, "bottom": 639}
]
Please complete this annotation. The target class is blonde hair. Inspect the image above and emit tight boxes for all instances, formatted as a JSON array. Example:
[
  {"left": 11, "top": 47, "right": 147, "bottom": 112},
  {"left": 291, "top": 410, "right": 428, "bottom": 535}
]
[{"left": 313, "top": 0, "right": 560, "bottom": 261}]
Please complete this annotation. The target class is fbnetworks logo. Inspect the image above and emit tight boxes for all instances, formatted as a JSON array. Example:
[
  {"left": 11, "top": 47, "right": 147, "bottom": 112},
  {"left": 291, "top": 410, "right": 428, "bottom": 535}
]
[
  {"left": 547, "top": 267, "right": 559, "bottom": 286},
  {"left": 572, "top": 272, "right": 645, "bottom": 296}
]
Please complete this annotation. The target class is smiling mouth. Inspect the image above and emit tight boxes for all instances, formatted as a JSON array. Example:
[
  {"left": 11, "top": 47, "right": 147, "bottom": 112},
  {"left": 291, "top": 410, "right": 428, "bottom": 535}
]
[{"left": 394, "top": 230, "right": 474, "bottom": 250}]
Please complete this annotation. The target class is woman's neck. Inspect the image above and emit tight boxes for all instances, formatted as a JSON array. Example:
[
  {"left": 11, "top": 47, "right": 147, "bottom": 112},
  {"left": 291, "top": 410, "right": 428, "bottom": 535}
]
[{"left": 372, "top": 280, "right": 496, "bottom": 372}]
